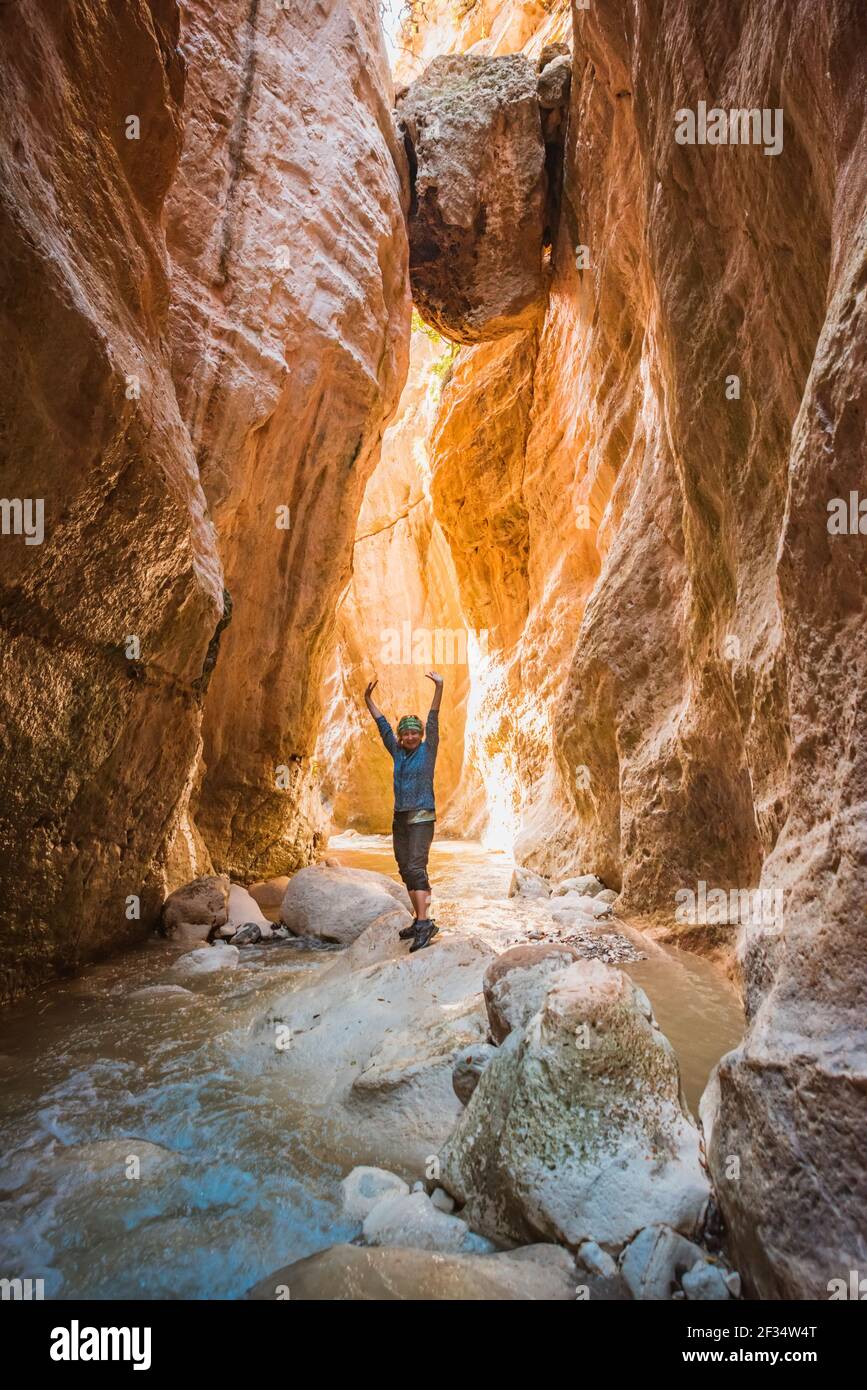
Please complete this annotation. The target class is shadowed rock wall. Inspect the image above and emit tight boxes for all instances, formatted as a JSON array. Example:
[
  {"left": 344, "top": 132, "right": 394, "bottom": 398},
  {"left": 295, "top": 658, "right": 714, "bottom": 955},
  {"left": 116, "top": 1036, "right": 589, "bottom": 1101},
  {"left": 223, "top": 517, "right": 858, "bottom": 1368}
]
[{"left": 0, "top": 0, "right": 224, "bottom": 999}]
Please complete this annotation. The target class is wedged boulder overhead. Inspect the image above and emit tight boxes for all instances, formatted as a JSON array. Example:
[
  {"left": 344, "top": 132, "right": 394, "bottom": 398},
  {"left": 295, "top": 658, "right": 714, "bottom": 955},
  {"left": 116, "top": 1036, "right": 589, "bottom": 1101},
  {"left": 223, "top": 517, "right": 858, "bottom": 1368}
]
[
  {"left": 0, "top": 0, "right": 224, "bottom": 1000},
  {"left": 441, "top": 959, "right": 709, "bottom": 1249},
  {"left": 398, "top": 54, "right": 547, "bottom": 344}
]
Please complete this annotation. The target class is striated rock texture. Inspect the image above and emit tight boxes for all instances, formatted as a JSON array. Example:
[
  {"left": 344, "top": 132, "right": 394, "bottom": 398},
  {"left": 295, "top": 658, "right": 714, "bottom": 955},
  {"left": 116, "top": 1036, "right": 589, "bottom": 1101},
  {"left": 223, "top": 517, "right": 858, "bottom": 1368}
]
[
  {"left": 316, "top": 325, "right": 470, "bottom": 833},
  {"left": 398, "top": 54, "right": 548, "bottom": 343},
  {"left": 394, "top": 0, "right": 571, "bottom": 86},
  {"left": 0, "top": 0, "right": 224, "bottom": 999},
  {"left": 563, "top": 0, "right": 866, "bottom": 1300},
  {"left": 166, "top": 0, "right": 411, "bottom": 878},
  {"left": 417, "top": 0, "right": 866, "bottom": 1297}
]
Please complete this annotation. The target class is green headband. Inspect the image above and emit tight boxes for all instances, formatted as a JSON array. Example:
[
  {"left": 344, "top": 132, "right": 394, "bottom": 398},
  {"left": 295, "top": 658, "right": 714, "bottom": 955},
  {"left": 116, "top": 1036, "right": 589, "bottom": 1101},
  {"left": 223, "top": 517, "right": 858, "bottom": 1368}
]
[{"left": 397, "top": 715, "right": 423, "bottom": 734}]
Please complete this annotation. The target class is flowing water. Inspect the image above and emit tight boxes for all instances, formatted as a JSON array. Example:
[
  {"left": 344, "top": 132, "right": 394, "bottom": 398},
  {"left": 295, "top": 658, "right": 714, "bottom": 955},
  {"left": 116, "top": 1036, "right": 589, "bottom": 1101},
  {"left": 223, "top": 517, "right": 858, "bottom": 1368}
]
[
  {"left": 331, "top": 834, "right": 744, "bottom": 1112},
  {"left": 0, "top": 836, "right": 743, "bottom": 1299}
]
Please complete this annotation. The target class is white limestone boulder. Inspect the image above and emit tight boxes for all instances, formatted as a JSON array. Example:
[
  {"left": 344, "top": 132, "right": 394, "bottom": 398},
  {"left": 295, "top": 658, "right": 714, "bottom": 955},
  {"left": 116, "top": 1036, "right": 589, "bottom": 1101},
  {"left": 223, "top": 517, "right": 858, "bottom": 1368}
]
[
  {"left": 227, "top": 883, "right": 272, "bottom": 938},
  {"left": 508, "top": 866, "right": 551, "bottom": 899},
  {"left": 441, "top": 960, "right": 709, "bottom": 1250},
  {"left": 361, "top": 1190, "right": 495, "bottom": 1255},
  {"left": 169, "top": 943, "right": 240, "bottom": 976},
  {"left": 280, "top": 864, "right": 412, "bottom": 944},
  {"left": 482, "top": 942, "right": 583, "bottom": 1044},
  {"left": 339, "top": 1166, "right": 409, "bottom": 1223}
]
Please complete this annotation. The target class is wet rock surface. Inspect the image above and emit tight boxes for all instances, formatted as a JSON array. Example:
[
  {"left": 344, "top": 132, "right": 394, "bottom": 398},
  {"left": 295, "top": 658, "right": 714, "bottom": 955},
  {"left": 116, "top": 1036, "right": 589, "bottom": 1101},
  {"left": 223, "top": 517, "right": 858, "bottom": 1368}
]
[{"left": 247, "top": 1240, "right": 580, "bottom": 1301}]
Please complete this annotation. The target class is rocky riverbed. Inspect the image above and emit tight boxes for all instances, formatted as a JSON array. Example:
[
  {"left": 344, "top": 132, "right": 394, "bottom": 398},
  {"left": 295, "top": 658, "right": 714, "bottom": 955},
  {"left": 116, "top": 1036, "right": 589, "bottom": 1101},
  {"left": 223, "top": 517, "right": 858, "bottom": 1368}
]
[{"left": 0, "top": 840, "right": 743, "bottom": 1299}]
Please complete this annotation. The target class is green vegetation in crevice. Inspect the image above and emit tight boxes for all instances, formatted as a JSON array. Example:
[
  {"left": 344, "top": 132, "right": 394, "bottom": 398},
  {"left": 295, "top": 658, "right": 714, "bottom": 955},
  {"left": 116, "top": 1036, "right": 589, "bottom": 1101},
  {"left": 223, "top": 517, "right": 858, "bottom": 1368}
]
[{"left": 412, "top": 308, "right": 460, "bottom": 394}]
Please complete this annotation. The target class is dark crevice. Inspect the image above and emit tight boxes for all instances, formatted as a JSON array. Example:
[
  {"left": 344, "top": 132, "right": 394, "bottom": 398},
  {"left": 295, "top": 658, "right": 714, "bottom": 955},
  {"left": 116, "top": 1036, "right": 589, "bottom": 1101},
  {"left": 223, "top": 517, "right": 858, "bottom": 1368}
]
[
  {"left": 541, "top": 107, "right": 569, "bottom": 248},
  {"left": 193, "top": 588, "right": 233, "bottom": 702},
  {"left": 401, "top": 120, "right": 418, "bottom": 219},
  {"left": 215, "top": 0, "right": 260, "bottom": 287}
]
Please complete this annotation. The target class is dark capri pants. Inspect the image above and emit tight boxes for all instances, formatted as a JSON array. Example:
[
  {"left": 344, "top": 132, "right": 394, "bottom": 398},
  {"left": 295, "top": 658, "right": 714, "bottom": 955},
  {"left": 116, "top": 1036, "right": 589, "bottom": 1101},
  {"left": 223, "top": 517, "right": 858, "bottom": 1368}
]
[{"left": 392, "top": 811, "right": 435, "bottom": 893}]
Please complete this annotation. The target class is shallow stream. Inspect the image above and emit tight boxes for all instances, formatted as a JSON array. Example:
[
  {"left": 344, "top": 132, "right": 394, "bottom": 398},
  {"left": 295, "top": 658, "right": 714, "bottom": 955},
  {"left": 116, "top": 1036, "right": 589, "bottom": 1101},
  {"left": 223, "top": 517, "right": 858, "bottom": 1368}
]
[{"left": 0, "top": 836, "right": 742, "bottom": 1298}]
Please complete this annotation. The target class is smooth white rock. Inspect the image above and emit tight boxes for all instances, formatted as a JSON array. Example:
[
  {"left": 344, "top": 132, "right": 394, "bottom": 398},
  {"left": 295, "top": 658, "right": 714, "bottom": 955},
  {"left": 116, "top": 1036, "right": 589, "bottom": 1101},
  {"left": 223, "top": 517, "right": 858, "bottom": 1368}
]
[{"left": 339, "top": 1165, "right": 410, "bottom": 1223}]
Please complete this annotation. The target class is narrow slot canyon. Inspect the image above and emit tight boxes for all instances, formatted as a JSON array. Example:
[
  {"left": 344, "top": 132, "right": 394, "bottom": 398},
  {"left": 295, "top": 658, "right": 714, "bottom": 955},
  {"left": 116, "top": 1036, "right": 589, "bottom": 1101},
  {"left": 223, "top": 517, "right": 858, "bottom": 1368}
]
[{"left": 0, "top": 0, "right": 864, "bottom": 1319}]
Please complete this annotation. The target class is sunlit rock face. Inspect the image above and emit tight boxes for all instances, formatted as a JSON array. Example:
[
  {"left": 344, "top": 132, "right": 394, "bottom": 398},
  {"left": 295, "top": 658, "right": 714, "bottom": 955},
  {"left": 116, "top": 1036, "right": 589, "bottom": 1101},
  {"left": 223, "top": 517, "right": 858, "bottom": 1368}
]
[
  {"left": 394, "top": 0, "right": 569, "bottom": 85},
  {"left": 420, "top": 0, "right": 866, "bottom": 1297},
  {"left": 166, "top": 0, "right": 411, "bottom": 877},
  {"left": 0, "top": 0, "right": 224, "bottom": 999},
  {"left": 317, "top": 326, "right": 470, "bottom": 833},
  {"left": 398, "top": 53, "right": 548, "bottom": 343},
  {"left": 562, "top": 0, "right": 866, "bottom": 1299}
]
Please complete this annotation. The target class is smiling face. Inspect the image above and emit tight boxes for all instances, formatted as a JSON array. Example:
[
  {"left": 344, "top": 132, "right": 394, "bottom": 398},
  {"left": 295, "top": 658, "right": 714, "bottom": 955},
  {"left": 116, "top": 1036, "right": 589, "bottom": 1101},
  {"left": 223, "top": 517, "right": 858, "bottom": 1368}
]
[{"left": 398, "top": 729, "right": 423, "bottom": 752}]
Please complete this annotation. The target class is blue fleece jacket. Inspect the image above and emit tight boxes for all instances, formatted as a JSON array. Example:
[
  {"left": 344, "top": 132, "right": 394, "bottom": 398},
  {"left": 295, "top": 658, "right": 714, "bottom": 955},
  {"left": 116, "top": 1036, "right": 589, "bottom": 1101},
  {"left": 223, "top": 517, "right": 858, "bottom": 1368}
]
[{"left": 374, "top": 709, "right": 439, "bottom": 814}]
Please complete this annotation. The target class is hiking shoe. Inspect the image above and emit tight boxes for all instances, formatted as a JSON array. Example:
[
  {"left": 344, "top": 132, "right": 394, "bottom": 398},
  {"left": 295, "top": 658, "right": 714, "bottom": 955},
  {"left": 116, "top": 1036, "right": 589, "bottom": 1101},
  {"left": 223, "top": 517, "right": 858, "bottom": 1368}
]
[
  {"left": 409, "top": 920, "right": 438, "bottom": 953},
  {"left": 398, "top": 919, "right": 418, "bottom": 940}
]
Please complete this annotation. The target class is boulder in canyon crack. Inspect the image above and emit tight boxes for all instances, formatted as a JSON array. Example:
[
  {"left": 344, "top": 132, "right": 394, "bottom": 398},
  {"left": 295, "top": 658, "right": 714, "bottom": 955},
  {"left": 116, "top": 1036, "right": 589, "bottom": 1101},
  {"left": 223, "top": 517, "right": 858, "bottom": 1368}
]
[
  {"left": 397, "top": 53, "right": 547, "bottom": 344},
  {"left": 537, "top": 42, "right": 571, "bottom": 72},
  {"left": 537, "top": 55, "right": 571, "bottom": 110},
  {"left": 441, "top": 959, "right": 709, "bottom": 1249},
  {"left": 280, "top": 864, "right": 412, "bottom": 944}
]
